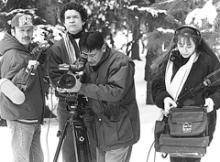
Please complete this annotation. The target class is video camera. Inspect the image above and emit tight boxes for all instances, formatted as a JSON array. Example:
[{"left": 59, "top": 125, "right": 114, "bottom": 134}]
[
  {"left": 57, "top": 71, "right": 82, "bottom": 94},
  {"left": 57, "top": 53, "right": 87, "bottom": 94},
  {"left": 56, "top": 54, "right": 87, "bottom": 110}
]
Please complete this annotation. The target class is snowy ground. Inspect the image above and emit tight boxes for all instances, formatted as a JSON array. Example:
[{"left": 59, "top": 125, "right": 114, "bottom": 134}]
[{"left": 0, "top": 55, "right": 219, "bottom": 162}]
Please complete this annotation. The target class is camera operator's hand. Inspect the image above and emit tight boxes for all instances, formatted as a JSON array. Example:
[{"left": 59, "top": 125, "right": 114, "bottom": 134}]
[
  {"left": 163, "top": 97, "right": 177, "bottom": 116},
  {"left": 204, "top": 98, "right": 214, "bottom": 113},
  {"left": 58, "top": 63, "right": 70, "bottom": 71}
]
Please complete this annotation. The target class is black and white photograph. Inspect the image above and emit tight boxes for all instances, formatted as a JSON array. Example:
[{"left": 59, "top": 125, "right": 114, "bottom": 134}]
[{"left": 0, "top": 0, "right": 220, "bottom": 162}]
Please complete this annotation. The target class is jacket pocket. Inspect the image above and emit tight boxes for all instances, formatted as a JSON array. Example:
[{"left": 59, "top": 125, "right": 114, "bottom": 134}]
[{"left": 99, "top": 108, "right": 134, "bottom": 147}]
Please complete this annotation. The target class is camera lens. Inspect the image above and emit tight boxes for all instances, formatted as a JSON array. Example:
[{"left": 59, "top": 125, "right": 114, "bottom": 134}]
[{"left": 59, "top": 74, "right": 76, "bottom": 89}]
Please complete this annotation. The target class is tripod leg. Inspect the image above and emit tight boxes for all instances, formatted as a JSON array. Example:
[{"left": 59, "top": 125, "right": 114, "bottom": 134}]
[
  {"left": 53, "top": 121, "right": 69, "bottom": 162},
  {"left": 71, "top": 121, "right": 92, "bottom": 162},
  {"left": 72, "top": 125, "right": 80, "bottom": 162}
]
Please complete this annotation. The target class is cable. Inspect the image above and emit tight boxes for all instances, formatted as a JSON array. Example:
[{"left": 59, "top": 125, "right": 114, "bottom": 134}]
[
  {"left": 146, "top": 140, "right": 155, "bottom": 162},
  {"left": 45, "top": 86, "right": 57, "bottom": 162}
]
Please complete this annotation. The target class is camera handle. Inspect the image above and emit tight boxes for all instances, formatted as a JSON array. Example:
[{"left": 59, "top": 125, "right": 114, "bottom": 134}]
[{"left": 53, "top": 101, "right": 91, "bottom": 162}]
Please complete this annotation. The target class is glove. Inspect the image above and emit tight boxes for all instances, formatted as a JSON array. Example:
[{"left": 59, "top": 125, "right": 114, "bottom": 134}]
[
  {"left": 31, "top": 44, "right": 47, "bottom": 56},
  {"left": 163, "top": 97, "right": 177, "bottom": 116},
  {"left": 31, "top": 44, "right": 49, "bottom": 64},
  {"left": 37, "top": 52, "right": 47, "bottom": 64},
  {"left": 204, "top": 98, "right": 214, "bottom": 113},
  {"left": 27, "top": 60, "right": 39, "bottom": 70}
]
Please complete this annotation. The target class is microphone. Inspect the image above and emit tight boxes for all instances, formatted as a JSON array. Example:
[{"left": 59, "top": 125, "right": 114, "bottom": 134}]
[
  {"left": 0, "top": 78, "right": 25, "bottom": 105},
  {"left": 203, "top": 69, "right": 220, "bottom": 87},
  {"left": 177, "top": 68, "right": 220, "bottom": 103}
]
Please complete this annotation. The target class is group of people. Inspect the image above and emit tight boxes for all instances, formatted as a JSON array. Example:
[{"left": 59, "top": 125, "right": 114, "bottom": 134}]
[
  {"left": 0, "top": 2, "right": 140, "bottom": 162},
  {"left": 0, "top": 2, "right": 219, "bottom": 162}
]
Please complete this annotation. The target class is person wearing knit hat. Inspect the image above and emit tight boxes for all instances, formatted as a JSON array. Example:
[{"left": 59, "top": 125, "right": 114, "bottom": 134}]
[
  {"left": 0, "top": 13, "right": 45, "bottom": 162},
  {"left": 46, "top": 2, "right": 95, "bottom": 162}
]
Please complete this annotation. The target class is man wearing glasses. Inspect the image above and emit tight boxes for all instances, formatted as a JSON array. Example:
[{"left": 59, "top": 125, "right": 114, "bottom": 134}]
[{"left": 74, "top": 31, "right": 140, "bottom": 162}]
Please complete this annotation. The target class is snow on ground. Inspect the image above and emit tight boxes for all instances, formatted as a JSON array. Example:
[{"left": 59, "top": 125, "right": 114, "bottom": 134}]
[{"left": 0, "top": 55, "right": 220, "bottom": 162}]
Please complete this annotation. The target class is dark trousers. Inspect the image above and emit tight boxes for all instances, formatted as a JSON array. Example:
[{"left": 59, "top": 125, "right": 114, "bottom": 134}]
[{"left": 170, "top": 156, "right": 201, "bottom": 162}]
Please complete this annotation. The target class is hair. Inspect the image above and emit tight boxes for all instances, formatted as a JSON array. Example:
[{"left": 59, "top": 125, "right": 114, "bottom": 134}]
[
  {"left": 151, "top": 25, "right": 217, "bottom": 79},
  {"left": 173, "top": 26, "right": 201, "bottom": 48},
  {"left": 60, "top": 2, "right": 88, "bottom": 24},
  {"left": 174, "top": 26, "right": 216, "bottom": 57},
  {"left": 0, "top": 15, "right": 9, "bottom": 32},
  {"left": 79, "top": 32, "right": 105, "bottom": 51}
]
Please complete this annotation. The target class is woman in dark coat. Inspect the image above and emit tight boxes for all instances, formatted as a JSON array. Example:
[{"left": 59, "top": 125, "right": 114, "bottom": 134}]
[{"left": 152, "top": 25, "right": 220, "bottom": 162}]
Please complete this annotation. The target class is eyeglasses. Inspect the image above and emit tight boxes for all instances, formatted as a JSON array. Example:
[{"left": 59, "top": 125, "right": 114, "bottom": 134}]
[{"left": 81, "top": 50, "right": 98, "bottom": 58}]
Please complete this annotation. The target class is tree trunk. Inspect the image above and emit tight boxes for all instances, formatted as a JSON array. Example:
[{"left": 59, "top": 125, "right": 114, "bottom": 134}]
[
  {"left": 130, "top": 14, "right": 141, "bottom": 60},
  {"left": 35, "top": 0, "right": 59, "bottom": 25},
  {"left": 131, "top": 29, "right": 141, "bottom": 60}
]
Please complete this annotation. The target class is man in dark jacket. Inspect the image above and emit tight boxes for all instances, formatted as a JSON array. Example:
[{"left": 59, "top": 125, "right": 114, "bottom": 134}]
[
  {"left": 0, "top": 13, "right": 46, "bottom": 162},
  {"left": 47, "top": 2, "right": 90, "bottom": 162},
  {"left": 74, "top": 31, "right": 140, "bottom": 162}
]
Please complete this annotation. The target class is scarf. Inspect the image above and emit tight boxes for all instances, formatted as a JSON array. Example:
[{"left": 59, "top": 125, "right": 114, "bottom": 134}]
[
  {"left": 165, "top": 53, "right": 198, "bottom": 101},
  {"left": 63, "top": 32, "right": 79, "bottom": 64}
]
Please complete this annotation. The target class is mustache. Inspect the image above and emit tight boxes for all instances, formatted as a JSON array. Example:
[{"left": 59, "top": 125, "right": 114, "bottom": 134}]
[{"left": 22, "top": 36, "right": 31, "bottom": 40}]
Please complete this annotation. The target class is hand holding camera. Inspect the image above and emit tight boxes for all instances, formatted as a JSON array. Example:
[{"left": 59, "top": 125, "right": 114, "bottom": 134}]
[{"left": 31, "top": 43, "right": 49, "bottom": 64}]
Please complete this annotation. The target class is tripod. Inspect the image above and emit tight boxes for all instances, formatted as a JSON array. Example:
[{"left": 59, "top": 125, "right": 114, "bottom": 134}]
[{"left": 53, "top": 96, "right": 91, "bottom": 162}]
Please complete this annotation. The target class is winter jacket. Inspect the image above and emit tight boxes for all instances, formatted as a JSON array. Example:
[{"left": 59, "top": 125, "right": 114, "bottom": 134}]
[
  {"left": 152, "top": 50, "right": 220, "bottom": 142},
  {"left": 79, "top": 47, "right": 140, "bottom": 151},
  {"left": 0, "top": 33, "right": 45, "bottom": 122}
]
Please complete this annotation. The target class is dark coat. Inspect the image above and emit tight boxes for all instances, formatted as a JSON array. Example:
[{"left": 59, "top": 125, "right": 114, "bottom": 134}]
[
  {"left": 79, "top": 47, "right": 140, "bottom": 151},
  {"left": 47, "top": 38, "right": 74, "bottom": 87},
  {"left": 152, "top": 51, "right": 220, "bottom": 142},
  {"left": 0, "top": 33, "right": 45, "bottom": 122}
]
